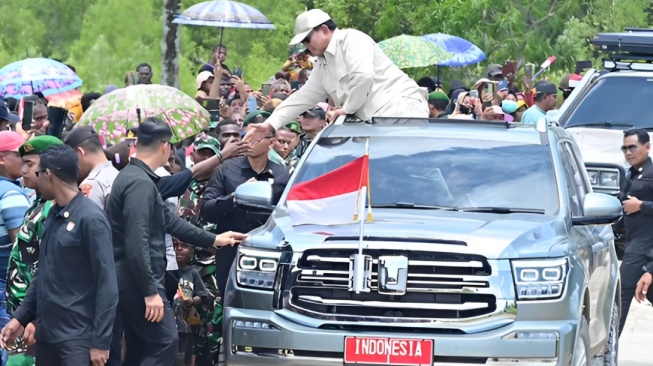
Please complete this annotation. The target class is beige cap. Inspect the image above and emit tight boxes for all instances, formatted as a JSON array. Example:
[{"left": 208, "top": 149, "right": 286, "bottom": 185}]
[
  {"left": 196, "top": 71, "right": 214, "bottom": 90},
  {"left": 289, "top": 9, "right": 331, "bottom": 46}
]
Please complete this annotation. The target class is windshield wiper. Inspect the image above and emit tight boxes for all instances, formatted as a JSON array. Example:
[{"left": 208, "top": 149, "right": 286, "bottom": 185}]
[
  {"left": 372, "top": 203, "right": 457, "bottom": 210},
  {"left": 455, "top": 207, "right": 545, "bottom": 214},
  {"left": 572, "top": 121, "right": 633, "bottom": 128}
]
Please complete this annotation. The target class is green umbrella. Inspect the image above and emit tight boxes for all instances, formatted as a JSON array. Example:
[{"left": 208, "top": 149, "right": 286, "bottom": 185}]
[
  {"left": 378, "top": 34, "right": 451, "bottom": 69},
  {"left": 75, "top": 84, "right": 211, "bottom": 146}
]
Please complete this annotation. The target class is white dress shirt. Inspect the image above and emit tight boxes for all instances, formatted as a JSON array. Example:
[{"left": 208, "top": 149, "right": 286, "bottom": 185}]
[
  {"left": 266, "top": 29, "right": 428, "bottom": 129},
  {"left": 155, "top": 167, "right": 179, "bottom": 271}
]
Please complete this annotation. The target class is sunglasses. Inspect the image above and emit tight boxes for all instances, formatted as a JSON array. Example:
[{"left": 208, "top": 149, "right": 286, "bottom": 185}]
[
  {"left": 302, "top": 30, "right": 315, "bottom": 44},
  {"left": 621, "top": 144, "right": 640, "bottom": 153}
]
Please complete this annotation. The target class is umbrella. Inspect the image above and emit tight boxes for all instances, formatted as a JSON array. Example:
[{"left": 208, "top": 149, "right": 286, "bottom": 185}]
[
  {"left": 0, "top": 58, "right": 82, "bottom": 99},
  {"left": 378, "top": 35, "right": 451, "bottom": 69},
  {"left": 173, "top": 0, "right": 275, "bottom": 45},
  {"left": 75, "top": 84, "right": 210, "bottom": 146},
  {"left": 420, "top": 33, "right": 485, "bottom": 67}
]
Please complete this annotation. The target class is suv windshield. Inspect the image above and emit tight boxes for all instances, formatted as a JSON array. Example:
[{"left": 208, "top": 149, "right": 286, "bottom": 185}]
[
  {"left": 564, "top": 76, "right": 653, "bottom": 129},
  {"left": 290, "top": 136, "right": 559, "bottom": 214}
]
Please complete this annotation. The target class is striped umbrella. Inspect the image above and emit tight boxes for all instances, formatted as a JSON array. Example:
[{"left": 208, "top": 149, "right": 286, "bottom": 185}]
[{"left": 173, "top": 0, "right": 275, "bottom": 44}]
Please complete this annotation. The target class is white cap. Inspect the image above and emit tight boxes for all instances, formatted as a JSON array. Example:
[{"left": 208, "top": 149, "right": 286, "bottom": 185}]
[
  {"left": 289, "top": 9, "right": 331, "bottom": 46},
  {"left": 196, "top": 71, "right": 214, "bottom": 90}
]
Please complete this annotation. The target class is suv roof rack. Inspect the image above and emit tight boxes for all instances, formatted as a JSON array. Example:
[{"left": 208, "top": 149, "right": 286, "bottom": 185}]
[
  {"left": 369, "top": 117, "right": 546, "bottom": 130},
  {"left": 592, "top": 30, "right": 653, "bottom": 58},
  {"left": 624, "top": 27, "right": 653, "bottom": 33},
  {"left": 592, "top": 30, "right": 653, "bottom": 71}
]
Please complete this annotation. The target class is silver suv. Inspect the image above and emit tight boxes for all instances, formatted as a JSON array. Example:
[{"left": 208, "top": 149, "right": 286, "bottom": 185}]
[{"left": 224, "top": 118, "right": 622, "bottom": 366}]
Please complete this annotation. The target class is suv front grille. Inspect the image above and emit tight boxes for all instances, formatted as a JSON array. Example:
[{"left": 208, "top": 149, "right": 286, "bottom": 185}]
[{"left": 286, "top": 248, "right": 496, "bottom": 321}]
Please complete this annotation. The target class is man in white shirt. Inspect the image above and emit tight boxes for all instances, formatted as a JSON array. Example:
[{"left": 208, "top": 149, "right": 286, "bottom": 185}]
[
  {"left": 246, "top": 9, "right": 428, "bottom": 142},
  {"left": 64, "top": 126, "right": 119, "bottom": 210}
]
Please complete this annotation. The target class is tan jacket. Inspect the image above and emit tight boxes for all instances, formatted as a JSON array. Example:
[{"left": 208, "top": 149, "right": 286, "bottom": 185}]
[{"left": 266, "top": 29, "right": 427, "bottom": 129}]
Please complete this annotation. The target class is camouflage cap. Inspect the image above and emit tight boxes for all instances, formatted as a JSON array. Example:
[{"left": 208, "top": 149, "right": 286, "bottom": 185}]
[
  {"left": 193, "top": 134, "right": 221, "bottom": 155},
  {"left": 285, "top": 121, "right": 302, "bottom": 134}
]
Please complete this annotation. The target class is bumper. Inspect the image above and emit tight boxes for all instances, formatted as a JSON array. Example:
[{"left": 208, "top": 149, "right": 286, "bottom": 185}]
[{"left": 224, "top": 307, "right": 576, "bottom": 366}]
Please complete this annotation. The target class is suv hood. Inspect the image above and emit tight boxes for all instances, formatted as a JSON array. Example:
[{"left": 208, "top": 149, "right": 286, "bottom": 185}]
[
  {"left": 567, "top": 127, "right": 653, "bottom": 167},
  {"left": 252, "top": 208, "right": 568, "bottom": 260}
]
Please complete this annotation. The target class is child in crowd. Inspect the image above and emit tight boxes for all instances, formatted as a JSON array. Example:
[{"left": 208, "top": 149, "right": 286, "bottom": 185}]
[{"left": 174, "top": 238, "right": 208, "bottom": 366}]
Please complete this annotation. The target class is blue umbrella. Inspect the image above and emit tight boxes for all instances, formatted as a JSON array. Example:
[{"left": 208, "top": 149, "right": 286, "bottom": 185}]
[
  {"left": 421, "top": 33, "right": 485, "bottom": 67},
  {"left": 173, "top": 0, "right": 275, "bottom": 45},
  {"left": 0, "top": 58, "right": 82, "bottom": 99}
]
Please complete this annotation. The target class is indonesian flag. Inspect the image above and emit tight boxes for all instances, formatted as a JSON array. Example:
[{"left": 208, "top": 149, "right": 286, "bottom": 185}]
[{"left": 287, "top": 155, "right": 371, "bottom": 226}]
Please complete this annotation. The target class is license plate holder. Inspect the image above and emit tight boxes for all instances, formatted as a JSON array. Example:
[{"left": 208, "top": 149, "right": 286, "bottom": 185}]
[{"left": 344, "top": 337, "right": 433, "bottom": 365}]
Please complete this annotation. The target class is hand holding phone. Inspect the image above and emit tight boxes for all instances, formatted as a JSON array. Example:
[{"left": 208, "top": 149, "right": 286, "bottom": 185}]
[
  {"left": 21, "top": 101, "right": 34, "bottom": 132},
  {"left": 261, "top": 83, "right": 271, "bottom": 96},
  {"left": 502, "top": 61, "right": 517, "bottom": 78},
  {"left": 247, "top": 95, "right": 258, "bottom": 113}
]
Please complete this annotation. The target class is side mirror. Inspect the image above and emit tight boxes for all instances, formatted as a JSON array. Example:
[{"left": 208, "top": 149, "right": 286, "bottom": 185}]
[
  {"left": 545, "top": 110, "right": 559, "bottom": 123},
  {"left": 572, "top": 192, "right": 622, "bottom": 226},
  {"left": 234, "top": 181, "right": 274, "bottom": 212}
]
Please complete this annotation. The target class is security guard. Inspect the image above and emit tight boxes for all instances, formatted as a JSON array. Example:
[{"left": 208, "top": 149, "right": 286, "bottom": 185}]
[
  {"left": 105, "top": 118, "right": 246, "bottom": 365},
  {"left": 5, "top": 136, "right": 63, "bottom": 366},
  {"left": 618, "top": 128, "right": 653, "bottom": 335},
  {"left": 1, "top": 144, "right": 118, "bottom": 366}
]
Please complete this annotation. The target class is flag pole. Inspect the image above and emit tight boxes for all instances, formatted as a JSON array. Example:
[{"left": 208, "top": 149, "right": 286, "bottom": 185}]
[{"left": 351, "top": 138, "right": 371, "bottom": 294}]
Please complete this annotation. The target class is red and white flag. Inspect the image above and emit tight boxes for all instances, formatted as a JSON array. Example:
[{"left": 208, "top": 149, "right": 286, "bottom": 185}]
[{"left": 287, "top": 154, "right": 371, "bottom": 226}]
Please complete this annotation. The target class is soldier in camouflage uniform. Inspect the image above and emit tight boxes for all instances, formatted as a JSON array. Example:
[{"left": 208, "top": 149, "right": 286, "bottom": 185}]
[
  {"left": 6, "top": 136, "right": 63, "bottom": 366},
  {"left": 176, "top": 134, "right": 222, "bottom": 366},
  {"left": 286, "top": 107, "right": 326, "bottom": 173}
]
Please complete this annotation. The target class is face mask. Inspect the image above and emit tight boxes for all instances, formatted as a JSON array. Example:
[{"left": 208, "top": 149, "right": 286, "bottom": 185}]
[
  {"left": 501, "top": 100, "right": 518, "bottom": 114},
  {"left": 459, "top": 105, "right": 471, "bottom": 114}
]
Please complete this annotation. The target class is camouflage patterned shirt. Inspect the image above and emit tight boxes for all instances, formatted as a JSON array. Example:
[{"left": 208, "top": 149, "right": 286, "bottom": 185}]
[
  {"left": 6, "top": 196, "right": 53, "bottom": 314},
  {"left": 177, "top": 179, "right": 216, "bottom": 233}
]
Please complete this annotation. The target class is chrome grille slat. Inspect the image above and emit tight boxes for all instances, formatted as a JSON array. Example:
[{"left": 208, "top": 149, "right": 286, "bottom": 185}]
[
  {"left": 297, "top": 295, "right": 490, "bottom": 310},
  {"left": 305, "top": 255, "right": 482, "bottom": 268},
  {"left": 288, "top": 248, "right": 496, "bottom": 321}
]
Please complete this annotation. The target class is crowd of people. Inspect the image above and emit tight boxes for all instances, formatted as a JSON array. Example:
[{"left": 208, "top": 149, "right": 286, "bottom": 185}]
[{"left": 0, "top": 8, "right": 588, "bottom": 366}]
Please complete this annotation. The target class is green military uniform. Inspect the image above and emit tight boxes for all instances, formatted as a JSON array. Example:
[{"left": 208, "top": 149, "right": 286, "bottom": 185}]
[
  {"left": 6, "top": 197, "right": 53, "bottom": 313},
  {"left": 176, "top": 135, "right": 222, "bottom": 363},
  {"left": 282, "top": 121, "right": 305, "bottom": 170},
  {"left": 6, "top": 136, "right": 63, "bottom": 366}
]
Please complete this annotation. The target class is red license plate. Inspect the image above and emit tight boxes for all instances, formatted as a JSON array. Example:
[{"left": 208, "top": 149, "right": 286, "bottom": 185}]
[{"left": 344, "top": 337, "right": 433, "bottom": 365}]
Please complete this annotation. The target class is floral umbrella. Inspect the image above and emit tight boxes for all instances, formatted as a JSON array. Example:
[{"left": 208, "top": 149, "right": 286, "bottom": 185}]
[
  {"left": 75, "top": 84, "right": 210, "bottom": 146},
  {"left": 378, "top": 35, "right": 451, "bottom": 69}
]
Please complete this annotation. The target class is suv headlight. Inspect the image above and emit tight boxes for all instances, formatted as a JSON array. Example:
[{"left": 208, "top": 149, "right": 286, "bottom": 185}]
[
  {"left": 511, "top": 258, "right": 567, "bottom": 300},
  {"left": 586, "top": 168, "right": 619, "bottom": 189},
  {"left": 236, "top": 247, "right": 282, "bottom": 290}
]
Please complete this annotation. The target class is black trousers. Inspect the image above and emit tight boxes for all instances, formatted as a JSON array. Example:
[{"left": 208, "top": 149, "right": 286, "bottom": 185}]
[
  {"left": 619, "top": 250, "right": 653, "bottom": 336},
  {"left": 215, "top": 245, "right": 238, "bottom": 304},
  {"left": 108, "top": 287, "right": 178, "bottom": 366},
  {"left": 35, "top": 339, "right": 90, "bottom": 366}
]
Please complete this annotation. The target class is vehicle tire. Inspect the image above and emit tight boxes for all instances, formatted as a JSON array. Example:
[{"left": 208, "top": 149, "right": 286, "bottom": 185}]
[
  {"left": 603, "top": 301, "right": 619, "bottom": 366},
  {"left": 572, "top": 317, "right": 591, "bottom": 366}
]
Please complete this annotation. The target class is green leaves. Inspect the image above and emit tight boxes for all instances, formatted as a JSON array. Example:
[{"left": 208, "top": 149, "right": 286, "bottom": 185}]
[{"left": 0, "top": 0, "right": 651, "bottom": 97}]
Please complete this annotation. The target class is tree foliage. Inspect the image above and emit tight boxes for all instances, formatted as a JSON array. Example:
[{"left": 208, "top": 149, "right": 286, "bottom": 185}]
[{"left": 0, "top": 0, "right": 650, "bottom": 95}]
